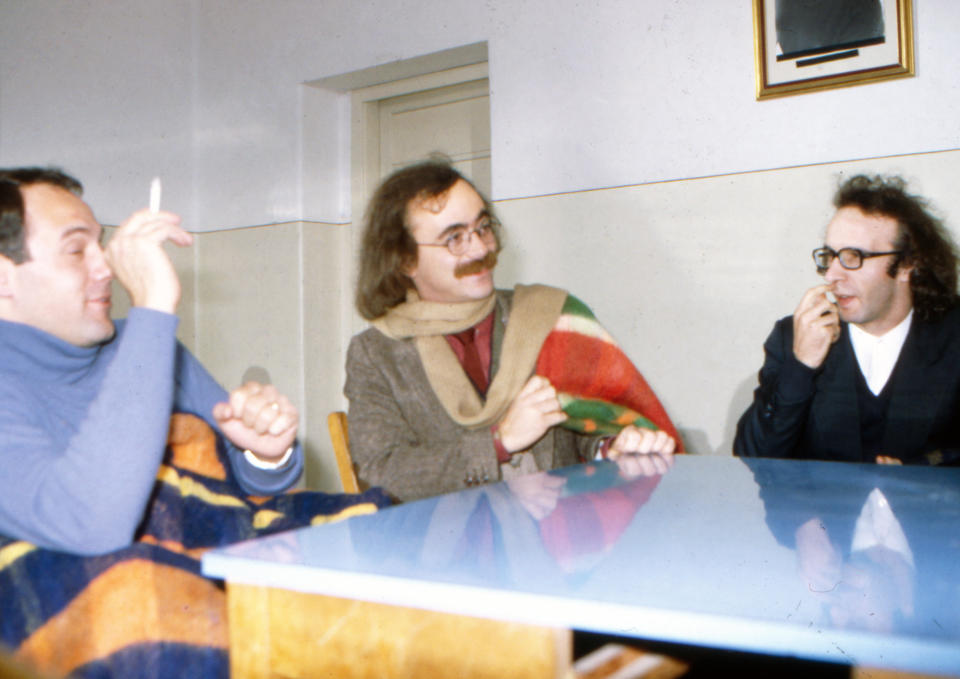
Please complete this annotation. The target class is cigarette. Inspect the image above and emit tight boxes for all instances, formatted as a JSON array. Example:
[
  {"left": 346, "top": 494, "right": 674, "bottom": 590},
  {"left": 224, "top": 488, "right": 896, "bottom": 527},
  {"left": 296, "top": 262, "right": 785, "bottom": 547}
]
[
  {"left": 149, "top": 177, "right": 161, "bottom": 214},
  {"left": 825, "top": 290, "right": 837, "bottom": 304}
]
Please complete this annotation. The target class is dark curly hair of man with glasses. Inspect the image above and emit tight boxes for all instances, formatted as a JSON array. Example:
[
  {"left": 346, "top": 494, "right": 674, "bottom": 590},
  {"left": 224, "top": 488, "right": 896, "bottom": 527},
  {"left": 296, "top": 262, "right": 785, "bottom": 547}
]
[{"left": 834, "top": 174, "right": 959, "bottom": 322}]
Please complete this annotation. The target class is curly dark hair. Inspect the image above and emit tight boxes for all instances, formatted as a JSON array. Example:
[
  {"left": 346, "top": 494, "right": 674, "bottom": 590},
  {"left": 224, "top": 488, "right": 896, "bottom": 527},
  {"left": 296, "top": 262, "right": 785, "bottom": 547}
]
[
  {"left": 834, "top": 174, "right": 959, "bottom": 322},
  {"left": 0, "top": 167, "right": 83, "bottom": 263},
  {"left": 355, "top": 160, "right": 501, "bottom": 320}
]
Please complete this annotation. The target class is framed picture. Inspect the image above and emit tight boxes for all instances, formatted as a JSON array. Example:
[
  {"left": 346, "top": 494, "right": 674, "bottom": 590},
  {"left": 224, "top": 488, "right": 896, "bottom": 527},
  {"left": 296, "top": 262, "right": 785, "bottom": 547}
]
[{"left": 753, "top": 0, "right": 914, "bottom": 100}]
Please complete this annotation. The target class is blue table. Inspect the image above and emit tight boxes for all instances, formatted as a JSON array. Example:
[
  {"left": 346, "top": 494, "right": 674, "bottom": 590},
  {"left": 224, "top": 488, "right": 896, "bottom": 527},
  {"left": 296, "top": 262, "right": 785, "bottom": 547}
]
[{"left": 203, "top": 456, "right": 960, "bottom": 677}]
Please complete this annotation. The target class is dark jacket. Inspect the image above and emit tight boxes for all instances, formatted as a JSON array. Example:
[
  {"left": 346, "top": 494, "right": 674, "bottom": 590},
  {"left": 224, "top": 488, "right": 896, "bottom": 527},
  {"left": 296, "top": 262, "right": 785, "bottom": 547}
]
[{"left": 734, "top": 306, "right": 960, "bottom": 465}]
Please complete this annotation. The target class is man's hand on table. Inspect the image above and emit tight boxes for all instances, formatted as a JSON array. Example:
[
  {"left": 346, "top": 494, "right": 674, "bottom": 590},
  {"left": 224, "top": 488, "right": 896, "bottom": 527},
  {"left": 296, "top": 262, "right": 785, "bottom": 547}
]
[{"left": 607, "top": 425, "right": 675, "bottom": 477}]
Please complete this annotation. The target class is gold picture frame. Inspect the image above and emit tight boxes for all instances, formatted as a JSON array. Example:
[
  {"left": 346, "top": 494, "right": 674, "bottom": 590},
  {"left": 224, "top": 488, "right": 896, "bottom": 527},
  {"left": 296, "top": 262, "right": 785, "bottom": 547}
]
[{"left": 753, "top": 0, "right": 914, "bottom": 100}]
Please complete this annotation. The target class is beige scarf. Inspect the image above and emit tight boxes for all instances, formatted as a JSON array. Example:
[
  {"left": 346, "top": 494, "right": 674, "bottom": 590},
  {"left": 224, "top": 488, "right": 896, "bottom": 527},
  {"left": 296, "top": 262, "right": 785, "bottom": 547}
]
[{"left": 372, "top": 284, "right": 567, "bottom": 429}]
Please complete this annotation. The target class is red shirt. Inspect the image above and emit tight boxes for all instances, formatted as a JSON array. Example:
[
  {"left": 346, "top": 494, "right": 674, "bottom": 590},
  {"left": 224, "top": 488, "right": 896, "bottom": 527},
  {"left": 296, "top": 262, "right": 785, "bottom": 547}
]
[
  {"left": 444, "top": 310, "right": 495, "bottom": 392},
  {"left": 444, "top": 311, "right": 511, "bottom": 461}
]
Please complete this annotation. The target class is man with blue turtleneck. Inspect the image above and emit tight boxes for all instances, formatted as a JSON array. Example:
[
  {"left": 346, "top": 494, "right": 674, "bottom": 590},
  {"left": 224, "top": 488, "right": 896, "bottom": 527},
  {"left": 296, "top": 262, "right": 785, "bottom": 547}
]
[{"left": 0, "top": 168, "right": 304, "bottom": 555}]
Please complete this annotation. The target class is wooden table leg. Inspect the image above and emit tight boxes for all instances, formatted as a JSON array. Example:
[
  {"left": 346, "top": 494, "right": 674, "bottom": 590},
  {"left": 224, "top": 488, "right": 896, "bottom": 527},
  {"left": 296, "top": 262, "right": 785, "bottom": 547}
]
[{"left": 227, "top": 583, "right": 571, "bottom": 679}]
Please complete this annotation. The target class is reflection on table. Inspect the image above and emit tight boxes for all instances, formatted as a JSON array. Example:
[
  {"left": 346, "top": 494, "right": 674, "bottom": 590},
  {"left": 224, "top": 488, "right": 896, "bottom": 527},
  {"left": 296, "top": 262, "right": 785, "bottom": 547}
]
[{"left": 204, "top": 456, "right": 960, "bottom": 676}]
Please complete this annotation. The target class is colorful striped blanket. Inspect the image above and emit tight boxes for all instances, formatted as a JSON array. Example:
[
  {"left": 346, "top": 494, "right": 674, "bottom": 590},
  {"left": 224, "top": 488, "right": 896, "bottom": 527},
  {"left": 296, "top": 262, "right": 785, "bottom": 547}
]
[
  {"left": 0, "top": 414, "right": 390, "bottom": 679},
  {"left": 536, "top": 295, "right": 683, "bottom": 448}
]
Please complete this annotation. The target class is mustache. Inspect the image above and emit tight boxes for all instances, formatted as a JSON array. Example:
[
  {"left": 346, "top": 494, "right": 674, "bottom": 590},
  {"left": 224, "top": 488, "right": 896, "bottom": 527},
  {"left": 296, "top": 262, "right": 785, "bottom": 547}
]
[{"left": 454, "top": 250, "right": 498, "bottom": 278}]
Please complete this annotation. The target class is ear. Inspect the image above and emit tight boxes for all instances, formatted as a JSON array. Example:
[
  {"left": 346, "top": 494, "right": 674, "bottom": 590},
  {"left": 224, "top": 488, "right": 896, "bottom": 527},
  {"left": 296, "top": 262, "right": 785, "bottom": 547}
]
[
  {"left": 400, "top": 253, "right": 418, "bottom": 279},
  {"left": 896, "top": 261, "right": 913, "bottom": 284}
]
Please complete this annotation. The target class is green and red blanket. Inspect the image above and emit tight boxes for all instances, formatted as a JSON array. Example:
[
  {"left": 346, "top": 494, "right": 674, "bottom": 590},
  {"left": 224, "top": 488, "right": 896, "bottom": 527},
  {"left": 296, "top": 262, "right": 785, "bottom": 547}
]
[
  {"left": 536, "top": 295, "right": 683, "bottom": 448},
  {"left": 0, "top": 414, "right": 389, "bottom": 679}
]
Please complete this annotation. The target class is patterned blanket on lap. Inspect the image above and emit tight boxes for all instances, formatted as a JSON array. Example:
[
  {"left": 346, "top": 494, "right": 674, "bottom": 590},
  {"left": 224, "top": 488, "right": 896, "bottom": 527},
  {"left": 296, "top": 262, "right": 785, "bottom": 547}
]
[{"left": 0, "top": 414, "right": 390, "bottom": 679}]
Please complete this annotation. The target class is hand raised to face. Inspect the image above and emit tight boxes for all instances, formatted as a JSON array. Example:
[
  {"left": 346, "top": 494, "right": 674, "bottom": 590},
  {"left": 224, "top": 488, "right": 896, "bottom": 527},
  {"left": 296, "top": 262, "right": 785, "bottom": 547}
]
[
  {"left": 105, "top": 208, "right": 193, "bottom": 314},
  {"left": 792, "top": 284, "right": 841, "bottom": 369}
]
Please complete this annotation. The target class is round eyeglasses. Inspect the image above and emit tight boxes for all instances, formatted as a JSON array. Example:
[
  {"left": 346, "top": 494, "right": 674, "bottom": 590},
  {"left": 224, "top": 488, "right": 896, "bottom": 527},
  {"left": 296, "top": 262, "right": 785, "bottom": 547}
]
[
  {"left": 812, "top": 246, "right": 902, "bottom": 274},
  {"left": 416, "top": 221, "right": 498, "bottom": 256}
]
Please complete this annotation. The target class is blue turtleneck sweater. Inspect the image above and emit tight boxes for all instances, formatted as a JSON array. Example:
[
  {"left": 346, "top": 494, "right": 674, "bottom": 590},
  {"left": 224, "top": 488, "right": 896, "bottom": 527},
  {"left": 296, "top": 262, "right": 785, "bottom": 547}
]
[{"left": 0, "top": 308, "right": 303, "bottom": 554}]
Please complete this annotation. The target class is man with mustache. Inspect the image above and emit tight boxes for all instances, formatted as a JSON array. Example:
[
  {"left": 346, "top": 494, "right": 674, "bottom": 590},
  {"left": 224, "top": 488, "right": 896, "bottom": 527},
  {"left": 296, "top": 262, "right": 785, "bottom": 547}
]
[
  {"left": 734, "top": 174, "right": 960, "bottom": 465},
  {"left": 346, "top": 160, "right": 677, "bottom": 502},
  {"left": 0, "top": 167, "right": 303, "bottom": 554}
]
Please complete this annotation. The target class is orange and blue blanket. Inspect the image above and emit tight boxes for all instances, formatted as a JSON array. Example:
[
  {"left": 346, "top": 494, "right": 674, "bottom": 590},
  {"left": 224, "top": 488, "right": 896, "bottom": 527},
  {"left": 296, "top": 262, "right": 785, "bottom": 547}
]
[
  {"left": 536, "top": 295, "right": 683, "bottom": 449},
  {"left": 0, "top": 414, "right": 390, "bottom": 679}
]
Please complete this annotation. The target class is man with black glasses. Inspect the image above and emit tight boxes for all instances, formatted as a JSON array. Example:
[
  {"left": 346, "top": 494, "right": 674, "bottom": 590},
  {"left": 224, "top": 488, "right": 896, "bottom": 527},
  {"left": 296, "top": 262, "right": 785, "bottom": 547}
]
[{"left": 735, "top": 174, "right": 960, "bottom": 465}]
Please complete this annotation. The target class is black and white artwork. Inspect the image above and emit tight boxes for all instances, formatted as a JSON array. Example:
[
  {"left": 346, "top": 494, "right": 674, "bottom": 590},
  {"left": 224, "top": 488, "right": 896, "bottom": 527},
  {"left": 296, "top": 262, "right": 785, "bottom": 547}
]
[{"left": 754, "top": 0, "right": 912, "bottom": 99}]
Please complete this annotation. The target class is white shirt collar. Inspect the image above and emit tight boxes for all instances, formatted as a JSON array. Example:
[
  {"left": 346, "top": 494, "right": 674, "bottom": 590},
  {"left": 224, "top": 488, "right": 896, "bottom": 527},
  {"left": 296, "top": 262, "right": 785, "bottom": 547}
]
[{"left": 848, "top": 309, "right": 914, "bottom": 396}]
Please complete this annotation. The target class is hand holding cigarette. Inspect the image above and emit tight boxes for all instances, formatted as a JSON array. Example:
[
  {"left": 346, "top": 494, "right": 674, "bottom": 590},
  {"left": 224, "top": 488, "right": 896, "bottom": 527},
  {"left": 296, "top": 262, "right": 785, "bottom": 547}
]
[
  {"left": 103, "top": 178, "right": 193, "bottom": 314},
  {"left": 792, "top": 284, "right": 841, "bottom": 369}
]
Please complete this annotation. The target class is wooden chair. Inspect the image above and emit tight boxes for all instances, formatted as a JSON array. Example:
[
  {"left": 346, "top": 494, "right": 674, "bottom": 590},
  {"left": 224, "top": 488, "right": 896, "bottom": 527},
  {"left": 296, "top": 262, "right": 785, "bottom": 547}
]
[{"left": 327, "top": 411, "right": 359, "bottom": 494}]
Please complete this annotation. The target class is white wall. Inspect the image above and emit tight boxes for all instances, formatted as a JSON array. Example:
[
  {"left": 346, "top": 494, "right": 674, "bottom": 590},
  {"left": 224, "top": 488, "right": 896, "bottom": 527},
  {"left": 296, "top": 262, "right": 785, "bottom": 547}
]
[
  {"left": 2, "top": 2, "right": 959, "bottom": 227},
  {"left": 0, "top": 1, "right": 197, "bottom": 223},
  {"left": 490, "top": 1, "right": 960, "bottom": 199}
]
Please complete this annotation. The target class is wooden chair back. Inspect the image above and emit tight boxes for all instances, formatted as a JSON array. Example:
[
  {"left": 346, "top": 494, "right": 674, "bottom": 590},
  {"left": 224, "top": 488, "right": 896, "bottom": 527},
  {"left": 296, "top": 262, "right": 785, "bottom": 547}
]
[{"left": 327, "top": 411, "right": 359, "bottom": 494}]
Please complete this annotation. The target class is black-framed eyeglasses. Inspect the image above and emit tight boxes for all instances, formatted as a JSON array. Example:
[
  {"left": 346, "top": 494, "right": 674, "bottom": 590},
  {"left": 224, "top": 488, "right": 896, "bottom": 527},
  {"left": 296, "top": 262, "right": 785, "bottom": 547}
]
[
  {"left": 812, "top": 246, "right": 902, "bottom": 274},
  {"left": 416, "top": 221, "right": 498, "bottom": 256}
]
